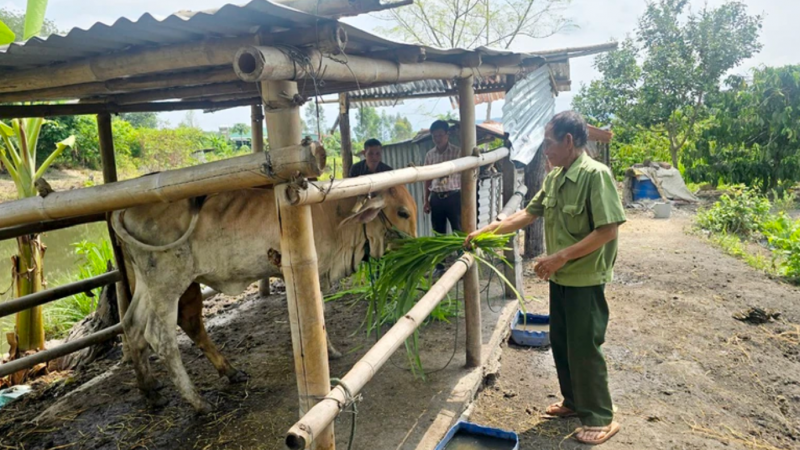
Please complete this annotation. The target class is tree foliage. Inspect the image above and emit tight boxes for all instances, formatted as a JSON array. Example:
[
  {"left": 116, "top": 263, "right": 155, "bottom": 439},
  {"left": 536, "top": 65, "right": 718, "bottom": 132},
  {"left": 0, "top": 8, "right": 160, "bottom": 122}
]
[
  {"left": 573, "top": 0, "right": 762, "bottom": 168},
  {"left": 684, "top": 66, "right": 800, "bottom": 192},
  {"left": 120, "top": 112, "right": 160, "bottom": 129},
  {"left": 381, "top": 0, "right": 570, "bottom": 49}
]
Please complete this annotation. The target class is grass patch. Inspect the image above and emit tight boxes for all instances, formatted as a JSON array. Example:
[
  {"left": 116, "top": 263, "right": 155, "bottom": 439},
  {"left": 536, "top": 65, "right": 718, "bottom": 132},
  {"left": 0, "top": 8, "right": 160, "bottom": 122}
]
[{"left": 707, "top": 232, "right": 776, "bottom": 275}]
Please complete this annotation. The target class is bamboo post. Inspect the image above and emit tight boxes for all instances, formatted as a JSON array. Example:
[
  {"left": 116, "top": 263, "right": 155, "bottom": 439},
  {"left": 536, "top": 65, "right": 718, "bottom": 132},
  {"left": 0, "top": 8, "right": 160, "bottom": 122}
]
[
  {"left": 251, "top": 103, "right": 265, "bottom": 152},
  {"left": 264, "top": 80, "right": 335, "bottom": 450},
  {"left": 98, "top": 113, "right": 133, "bottom": 323},
  {"left": 282, "top": 149, "right": 509, "bottom": 206},
  {"left": 499, "top": 157, "right": 524, "bottom": 296},
  {"left": 458, "top": 75, "right": 481, "bottom": 368},
  {"left": 285, "top": 254, "right": 475, "bottom": 449},
  {"left": 0, "top": 143, "right": 326, "bottom": 229},
  {"left": 338, "top": 94, "right": 352, "bottom": 178}
]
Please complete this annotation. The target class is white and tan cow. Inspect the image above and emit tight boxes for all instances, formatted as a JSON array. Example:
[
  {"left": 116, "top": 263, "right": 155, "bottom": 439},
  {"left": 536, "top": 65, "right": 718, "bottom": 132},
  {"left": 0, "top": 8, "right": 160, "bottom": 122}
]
[{"left": 111, "top": 185, "right": 417, "bottom": 412}]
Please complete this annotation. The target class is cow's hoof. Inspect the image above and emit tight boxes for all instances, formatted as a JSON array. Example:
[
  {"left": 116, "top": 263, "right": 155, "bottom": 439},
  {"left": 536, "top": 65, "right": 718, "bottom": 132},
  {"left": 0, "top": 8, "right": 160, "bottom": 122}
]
[
  {"left": 328, "top": 346, "right": 343, "bottom": 360},
  {"left": 194, "top": 400, "right": 213, "bottom": 415},
  {"left": 227, "top": 369, "right": 249, "bottom": 384},
  {"left": 144, "top": 391, "right": 169, "bottom": 409}
]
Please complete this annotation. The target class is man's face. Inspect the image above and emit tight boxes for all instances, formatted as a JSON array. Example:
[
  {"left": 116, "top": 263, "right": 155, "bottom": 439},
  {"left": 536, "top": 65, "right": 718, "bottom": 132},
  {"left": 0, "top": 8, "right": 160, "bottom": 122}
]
[
  {"left": 543, "top": 124, "right": 574, "bottom": 168},
  {"left": 365, "top": 145, "right": 382, "bottom": 166},
  {"left": 431, "top": 129, "right": 449, "bottom": 149}
]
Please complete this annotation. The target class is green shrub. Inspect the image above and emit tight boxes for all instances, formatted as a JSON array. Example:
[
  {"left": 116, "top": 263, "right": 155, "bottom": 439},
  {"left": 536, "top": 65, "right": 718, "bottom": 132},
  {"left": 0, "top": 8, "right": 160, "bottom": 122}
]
[
  {"left": 45, "top": 239, "right": 114, "bottom": 338},
  {"left": 696, "top": 186, "right": 771, "bottom": 236}
]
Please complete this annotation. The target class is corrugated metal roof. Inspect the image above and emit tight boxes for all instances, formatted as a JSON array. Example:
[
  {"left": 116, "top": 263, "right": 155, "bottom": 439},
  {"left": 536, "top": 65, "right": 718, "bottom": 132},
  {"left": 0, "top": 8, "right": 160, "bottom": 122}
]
[
  {"left": 0, "top": 0, "right": 328, "bottom": 72},
  {"left": 502, "top": 65, "right": 554, "bottom": 165}
]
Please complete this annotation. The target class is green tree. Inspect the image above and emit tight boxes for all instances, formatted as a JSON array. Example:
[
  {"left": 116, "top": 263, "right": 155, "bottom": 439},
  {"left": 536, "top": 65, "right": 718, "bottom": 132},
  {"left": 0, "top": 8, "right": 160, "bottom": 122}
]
[
  {"left": 573, "top": 0, "right": 762, "bottom": 168},
  {"left": 0, "top": 119, "right": 74, "bottom": 352},
  {"left": 354, "top": 106, "right": 385, "bottom": 144},
  {"left": 390, "top": 114, "right": 414, "bottom": 143},
  {"left": 120, "top": 112, "right": 159, "bottom": 129},
  {"left": 230, "top": 122, "right": 251, "bottom": 136},
  {"left": 685, "top": 67, "right": 800, "bottom": 192},
  {"left": 303, "top": 103, "right": 327, "bottom": 137},
  {"left": 0, "top": 2, "right": 57, "bottom": 44}
]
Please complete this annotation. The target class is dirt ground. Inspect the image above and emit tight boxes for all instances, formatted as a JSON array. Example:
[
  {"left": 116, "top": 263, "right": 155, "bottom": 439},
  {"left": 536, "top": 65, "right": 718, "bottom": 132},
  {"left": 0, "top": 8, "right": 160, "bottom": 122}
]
[
  {"left": 0, "top": 169, "right": 103, "bottom": 202},
  {"left": 471, "top": 209, "right": 800, "bottom": 450}
]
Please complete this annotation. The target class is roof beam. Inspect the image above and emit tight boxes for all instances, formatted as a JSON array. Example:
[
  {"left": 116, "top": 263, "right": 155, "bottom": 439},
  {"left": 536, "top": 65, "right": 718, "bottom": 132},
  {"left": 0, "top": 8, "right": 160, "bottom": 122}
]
[
  {"left": 0, "top": 97, "right": 259, "bottom": 119},
  {"left": 82, "top": 81, "right": 257, "bottom": 105}
]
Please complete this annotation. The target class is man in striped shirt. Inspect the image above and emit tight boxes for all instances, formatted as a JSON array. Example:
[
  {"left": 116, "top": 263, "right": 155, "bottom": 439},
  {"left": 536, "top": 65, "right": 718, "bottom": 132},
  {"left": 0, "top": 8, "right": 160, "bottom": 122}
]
[{"left": 424, "top": 120, "right": 462, "bottom": 276}]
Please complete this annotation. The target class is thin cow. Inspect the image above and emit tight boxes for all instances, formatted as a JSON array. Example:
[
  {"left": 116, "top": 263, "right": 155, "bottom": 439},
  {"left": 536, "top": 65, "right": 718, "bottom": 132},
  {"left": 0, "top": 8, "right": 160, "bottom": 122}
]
[{"left": 111, "top": 185, "right": 417, "bottom": 412}]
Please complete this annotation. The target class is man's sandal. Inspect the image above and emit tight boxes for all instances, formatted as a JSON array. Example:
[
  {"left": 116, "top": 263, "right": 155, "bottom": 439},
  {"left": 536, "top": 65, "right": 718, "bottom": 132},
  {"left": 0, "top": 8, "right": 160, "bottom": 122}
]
[
  {"left": 574, "top": 422, "right": 620, "bottom": 445},
  {"left": 544, "top": 402, "right": 578, "bottom": 418}
]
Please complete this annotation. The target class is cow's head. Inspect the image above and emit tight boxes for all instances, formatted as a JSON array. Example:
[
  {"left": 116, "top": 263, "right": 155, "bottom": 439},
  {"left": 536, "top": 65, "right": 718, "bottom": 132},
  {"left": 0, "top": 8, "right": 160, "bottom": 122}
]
[{"left": 338, "top": 185, "right": 417, "bottom": 260}]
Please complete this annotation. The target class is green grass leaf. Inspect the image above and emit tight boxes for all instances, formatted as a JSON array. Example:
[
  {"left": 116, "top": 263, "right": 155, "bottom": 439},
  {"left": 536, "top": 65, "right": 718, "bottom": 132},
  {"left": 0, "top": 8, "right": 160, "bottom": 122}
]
[
  {"left": 23, "top": 0, "right": 49, "bottom": 41},
  {"left": 0, "top": 20, "right": 16, "bottom": 45}
]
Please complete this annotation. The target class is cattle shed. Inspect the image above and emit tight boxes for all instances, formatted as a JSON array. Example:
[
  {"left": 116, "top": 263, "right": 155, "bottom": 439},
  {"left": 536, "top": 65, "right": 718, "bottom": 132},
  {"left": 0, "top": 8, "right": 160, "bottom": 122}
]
[{"left": 0, "top": 1, "right": 616, "bottom": 448}]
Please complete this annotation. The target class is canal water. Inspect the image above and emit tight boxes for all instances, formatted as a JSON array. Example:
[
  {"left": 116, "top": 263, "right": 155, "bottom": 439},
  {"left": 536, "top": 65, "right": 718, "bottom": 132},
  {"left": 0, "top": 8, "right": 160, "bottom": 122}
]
[{"left": 0, "top": 222, "right": 108, "bottom": 354}]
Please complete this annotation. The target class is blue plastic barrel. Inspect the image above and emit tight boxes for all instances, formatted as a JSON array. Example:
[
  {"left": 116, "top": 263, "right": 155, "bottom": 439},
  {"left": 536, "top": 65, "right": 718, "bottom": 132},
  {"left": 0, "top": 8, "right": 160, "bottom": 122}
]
[{"left": 632, "top": 177, "right": 661, "bottom": 201}]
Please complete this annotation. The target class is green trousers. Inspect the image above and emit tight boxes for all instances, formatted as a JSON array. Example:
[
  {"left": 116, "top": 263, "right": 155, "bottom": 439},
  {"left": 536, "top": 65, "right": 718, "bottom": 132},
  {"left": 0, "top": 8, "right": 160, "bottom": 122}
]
[{"left": 549, "top": 281, "right": 613, "bottom": 427}]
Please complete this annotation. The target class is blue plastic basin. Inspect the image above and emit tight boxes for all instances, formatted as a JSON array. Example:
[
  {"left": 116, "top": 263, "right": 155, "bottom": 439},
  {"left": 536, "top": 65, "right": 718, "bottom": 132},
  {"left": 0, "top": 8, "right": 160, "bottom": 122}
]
[
  {"left": 435, "top": 420, "right": 519, "bottom": 450},
  {"left": 509, "top": 310, "right": 550, "bottom": 347}
]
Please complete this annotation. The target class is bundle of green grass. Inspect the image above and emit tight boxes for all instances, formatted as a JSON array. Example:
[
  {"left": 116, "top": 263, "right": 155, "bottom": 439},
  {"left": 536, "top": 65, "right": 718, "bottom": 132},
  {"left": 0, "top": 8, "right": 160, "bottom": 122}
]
[{"left": 328, "top": 231, "right": 522, "bottom": 376}]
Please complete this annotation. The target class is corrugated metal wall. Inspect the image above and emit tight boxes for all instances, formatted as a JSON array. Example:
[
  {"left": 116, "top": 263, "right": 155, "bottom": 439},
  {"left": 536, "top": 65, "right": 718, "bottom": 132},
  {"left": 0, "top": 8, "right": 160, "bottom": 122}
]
[{"left": 383, "top": 137, "right": 505, "bottom": 237}]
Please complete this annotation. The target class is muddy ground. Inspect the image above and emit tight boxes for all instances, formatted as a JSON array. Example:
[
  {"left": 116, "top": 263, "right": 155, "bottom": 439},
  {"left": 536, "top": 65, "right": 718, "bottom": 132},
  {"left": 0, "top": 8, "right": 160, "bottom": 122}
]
[
  {"left": 471, "top": 209, "right": 800, "bottom": 450},
  {"left": 0, "top": 278, "right": 510, "bottom": 450}
]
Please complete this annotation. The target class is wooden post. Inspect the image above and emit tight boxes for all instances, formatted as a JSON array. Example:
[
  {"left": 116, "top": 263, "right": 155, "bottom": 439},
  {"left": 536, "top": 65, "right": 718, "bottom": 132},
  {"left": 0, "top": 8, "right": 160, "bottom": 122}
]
[
  {"left": 251, "top": 103, "right": 265, "bottom": 152},
  {"left": 264, "top": 81, "right": 335, "bottom": 450},
  {"left": 338, "top": 94, "right": 352, "bottom": 178},
  {"left": 500, "top": 157, "right": 524, "bottom": 296},
  {"left": 524, "top": 146, "right": 547, "bottom": 259},
  {"left": 458, "top": 75, "right": 481, "bottom": 368},
  {"left": 97, "top": 113, "right": 133, "bottom": 323}
]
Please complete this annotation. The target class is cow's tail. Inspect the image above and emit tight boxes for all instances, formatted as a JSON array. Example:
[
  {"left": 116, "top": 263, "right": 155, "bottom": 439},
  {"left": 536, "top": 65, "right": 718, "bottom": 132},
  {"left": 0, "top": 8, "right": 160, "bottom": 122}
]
[{"left": 110, "top": 197, "right": 205, "bottom": 253}]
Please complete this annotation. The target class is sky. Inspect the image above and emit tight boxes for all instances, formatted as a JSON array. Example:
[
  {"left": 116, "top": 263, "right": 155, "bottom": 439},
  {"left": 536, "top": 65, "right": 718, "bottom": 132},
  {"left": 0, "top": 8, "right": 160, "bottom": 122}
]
[{"left": 1, "top": 0, "right": 796, "bottom": 133}]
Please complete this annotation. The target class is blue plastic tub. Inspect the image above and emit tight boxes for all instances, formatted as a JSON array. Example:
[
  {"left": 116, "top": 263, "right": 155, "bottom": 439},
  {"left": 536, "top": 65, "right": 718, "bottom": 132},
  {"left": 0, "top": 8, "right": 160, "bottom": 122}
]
[
  {"left": 435, "top": 420, "right": 519, "bottom": 450},
  {"left": 509, "top": 310, "right": 550, "bottom": 347},
  {"left": 632, "top": 177, "right": 661, "bottom": 201}
]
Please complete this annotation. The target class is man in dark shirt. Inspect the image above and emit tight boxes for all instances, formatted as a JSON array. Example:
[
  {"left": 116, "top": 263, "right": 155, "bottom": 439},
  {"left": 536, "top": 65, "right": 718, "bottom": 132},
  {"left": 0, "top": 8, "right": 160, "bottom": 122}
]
[{"left": 349, "top": 138, "right": 393, "bottom": 177}]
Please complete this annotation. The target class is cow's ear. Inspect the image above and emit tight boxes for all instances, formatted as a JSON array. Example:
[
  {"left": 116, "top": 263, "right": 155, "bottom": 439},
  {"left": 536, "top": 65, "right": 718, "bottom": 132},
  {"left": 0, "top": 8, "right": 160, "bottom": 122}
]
[{"left": 338, "top": 195, "right": 386, "bottom": 228}]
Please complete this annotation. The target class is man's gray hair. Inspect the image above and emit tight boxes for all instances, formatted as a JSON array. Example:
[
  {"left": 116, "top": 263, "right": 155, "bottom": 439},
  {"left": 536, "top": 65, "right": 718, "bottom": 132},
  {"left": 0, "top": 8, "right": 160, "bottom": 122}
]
[{"left": 549, "top": 111, "right": 588, "bottom": 148}]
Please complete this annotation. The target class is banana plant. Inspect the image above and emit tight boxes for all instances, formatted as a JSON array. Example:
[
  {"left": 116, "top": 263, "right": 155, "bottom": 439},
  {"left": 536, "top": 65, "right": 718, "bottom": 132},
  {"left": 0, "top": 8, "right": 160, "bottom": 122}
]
[
  {"left": 0, "top": 0, "right": 50, "bottom": 45},
  {"left": 0, "top": 117, "right": 74, "bottom": 353}
]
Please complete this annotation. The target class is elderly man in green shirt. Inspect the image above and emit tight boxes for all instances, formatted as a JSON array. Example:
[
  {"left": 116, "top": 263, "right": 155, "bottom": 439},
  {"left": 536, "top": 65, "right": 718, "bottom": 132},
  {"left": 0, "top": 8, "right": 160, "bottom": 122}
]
[{"left": 466, "top": 111, "right": 625, "bottom": 445}]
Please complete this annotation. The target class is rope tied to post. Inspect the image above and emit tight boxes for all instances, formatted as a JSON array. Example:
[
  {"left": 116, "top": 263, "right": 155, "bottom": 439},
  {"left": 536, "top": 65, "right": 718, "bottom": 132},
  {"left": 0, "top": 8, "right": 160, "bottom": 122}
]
[{"left": 330, "top": 377, "right": 361, "bottom": 450}]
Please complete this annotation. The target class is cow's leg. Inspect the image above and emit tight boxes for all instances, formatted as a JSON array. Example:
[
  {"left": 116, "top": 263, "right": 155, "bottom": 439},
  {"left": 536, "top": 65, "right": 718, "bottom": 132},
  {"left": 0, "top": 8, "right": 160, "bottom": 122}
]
[
  {"left": 177, "top": 283, "right": 248, "bottom": 383},
  {"left": 123, "top": 287, "right": 166, "bottom": 407},
  {"left": 145, "top": 284, "right": 212, "bottom": 413}
]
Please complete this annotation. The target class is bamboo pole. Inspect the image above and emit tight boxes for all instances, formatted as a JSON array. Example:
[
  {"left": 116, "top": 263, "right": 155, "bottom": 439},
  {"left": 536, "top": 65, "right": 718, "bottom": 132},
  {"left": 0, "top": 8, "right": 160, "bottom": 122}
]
[
  {"left": 285, "top": 254, "right": 475, "bottom": 450},
  {"left": 251, "top": 103, "right": 265, "bottom": 153},
  {"left": 98, "top": 113, "right": 133, "bottom": 324},
  {"left": 0, "top": 271, "right": 121, "bottom": 319},
  {"left": 0, "top": 324, "right": 122, "bottom": 378},
  {"left": 266, "top": 78, "right": 335, "bottom": 450},
  {"left": 0, "top": 213, "right": 106, "bottom": 241},
  {"left": 0, "top": 142, "right": 326, "bottom": 229},
  {"left": 498, "top": 158, "right": 526, "bottom": 297},
  {"left": 458, "top": 76, "right": 481, "bottom": 368},
  {"left": 234, "top": 46, "right": 523, "bottom": 85},
  {"left": 282, "top": 148, "right": 509, "bottom": 206},
  {"left": 258, "top": 80, "right": 305, "bottom": 297},
  {"left": 0, "top": 37, "right": 252, "bottom": 95},
  {"left": 338, "top": 94, "right": 352, "bottom": 177},
  {"left": 0, "top": 67, "right": 239, "bottom": 103},
  {"left": 87, "top": 81, "right": 257, "bottom": 105},
  {"left": 0, "top": 97, "right": 259, "bottom": 119}
]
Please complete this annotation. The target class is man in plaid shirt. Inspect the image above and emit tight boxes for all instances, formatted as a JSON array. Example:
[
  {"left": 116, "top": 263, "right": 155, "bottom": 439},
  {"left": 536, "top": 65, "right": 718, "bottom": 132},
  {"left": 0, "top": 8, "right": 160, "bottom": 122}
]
[{"left": 423, "top": 120, "right": 462, "bottom": 276}]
